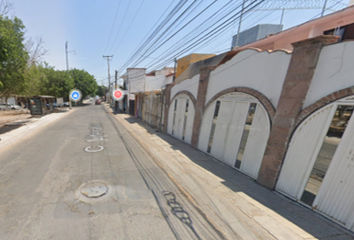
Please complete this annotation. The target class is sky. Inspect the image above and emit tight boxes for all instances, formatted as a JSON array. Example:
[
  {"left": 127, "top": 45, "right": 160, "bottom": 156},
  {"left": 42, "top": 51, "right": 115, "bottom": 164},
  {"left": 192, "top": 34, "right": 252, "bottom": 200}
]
[{"left": 8, "top": 0, "right": 350, "bottom": 86}]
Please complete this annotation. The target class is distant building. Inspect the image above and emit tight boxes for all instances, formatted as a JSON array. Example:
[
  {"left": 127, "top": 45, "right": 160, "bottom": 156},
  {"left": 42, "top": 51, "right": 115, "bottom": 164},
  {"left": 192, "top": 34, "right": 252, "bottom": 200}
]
[
  {"left": 231, "top": 24, "right": 283, "bottom": 48},
  {"left": 176, "top": 53, "right": 216, "bottom": 79}
]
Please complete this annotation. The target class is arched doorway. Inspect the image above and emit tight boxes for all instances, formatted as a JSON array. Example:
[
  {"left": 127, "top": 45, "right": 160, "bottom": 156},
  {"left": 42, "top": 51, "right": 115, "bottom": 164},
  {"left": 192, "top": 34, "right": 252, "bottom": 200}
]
[
  {"left": 198, "top": 92, "right": 270, "bottom": 179},
  {"left": 167, "top": 94, "right": 195, "bottom": 144},
  {"left": 276, "top": 96, "right": 354, "bottom": 231}
]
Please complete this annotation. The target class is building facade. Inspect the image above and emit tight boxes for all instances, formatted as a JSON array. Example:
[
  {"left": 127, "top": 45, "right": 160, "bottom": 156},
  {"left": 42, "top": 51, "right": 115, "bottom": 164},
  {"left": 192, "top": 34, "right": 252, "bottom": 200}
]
[
  {"left": 125, "top": 6, "right": 354, "bottom": 231},
  {"left": 164, "top": 35, "right": 354, "bottom": 231}
]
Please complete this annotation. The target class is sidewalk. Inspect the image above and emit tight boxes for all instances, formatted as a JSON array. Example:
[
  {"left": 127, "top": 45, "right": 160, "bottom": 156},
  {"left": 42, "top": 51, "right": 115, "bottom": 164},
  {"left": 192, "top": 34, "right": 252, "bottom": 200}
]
[
  {"left": 0, "top": 109, "right": 74, "bottom": 152},
  {"left": 106, "top": 105, "right": 354, "bottom": 240}
]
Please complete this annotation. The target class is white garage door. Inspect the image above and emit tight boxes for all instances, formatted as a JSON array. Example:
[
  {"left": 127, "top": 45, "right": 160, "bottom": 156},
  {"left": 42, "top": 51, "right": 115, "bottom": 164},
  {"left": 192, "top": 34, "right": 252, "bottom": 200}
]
[
  {"left": 167, "top": 94, "right": 195, "bottom": 144},
  {"left": 276, "top": 97, "right": 354, "bottom": 231},
  {"left": 198, "top": 92, "right": 270, "bottom": 179}
]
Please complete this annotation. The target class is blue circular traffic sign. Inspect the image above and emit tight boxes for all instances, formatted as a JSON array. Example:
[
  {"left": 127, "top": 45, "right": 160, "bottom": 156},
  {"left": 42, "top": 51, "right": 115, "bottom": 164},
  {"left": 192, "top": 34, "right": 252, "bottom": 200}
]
[{"left": 69, "top": 89, "right": 82, "bottom": 102}]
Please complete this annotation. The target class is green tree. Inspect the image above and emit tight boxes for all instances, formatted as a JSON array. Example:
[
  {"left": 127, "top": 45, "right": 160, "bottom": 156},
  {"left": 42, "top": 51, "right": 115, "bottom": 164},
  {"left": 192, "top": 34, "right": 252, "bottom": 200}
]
[
  {"left": 21, "top": 63, "right": 42, "bottom": 96},
  {"left": 39, "top": 65, "right": 74, "bottom": 99},
  {"left": 70, "top": 69, "right": 97, "bottom": 98},
  {"left": 0, "top": 15, "right": 29, "bottom": 97},
  {"left": 95, "top": 85, "right": 107, "bottom": 97}
]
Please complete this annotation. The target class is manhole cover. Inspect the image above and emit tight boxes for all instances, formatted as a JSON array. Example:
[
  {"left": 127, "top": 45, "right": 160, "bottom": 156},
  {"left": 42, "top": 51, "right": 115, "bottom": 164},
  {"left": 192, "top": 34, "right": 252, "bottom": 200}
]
[{"left": 80, "top": 182, "right": 108, "bottom": 198}]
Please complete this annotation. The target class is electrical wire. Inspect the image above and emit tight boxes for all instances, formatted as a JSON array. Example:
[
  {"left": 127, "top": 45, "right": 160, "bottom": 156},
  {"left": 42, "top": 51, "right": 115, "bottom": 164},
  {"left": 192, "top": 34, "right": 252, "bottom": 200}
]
[
  {"left": 112, "top": 0, "right": 146, "bottom": 56},
  {"left": 103, "top": 0, "right": 122, "bottom": 54},
  {"left": 117, "top": 0, "right": 347, "bottom": 76},
  {"left": 128, "top": 0, "right": 245, "bottom": 71},
  {"left": 118, "top": 0, "right": 188, "bottom": 72},
  {"left": 129, "top": 0, "right": 215, "bottom": 68},
  {"left": 108, "top": 0, "right": 133, "bottom": 54},
  {"left": 144, "top": 0, "right": 264, "bottom": 71},
  {"left": 128, "top": 0, "right": 202, "bottom": 68},
  {"left": 118, "top": 0, "right": 177, "bottom": 72}
]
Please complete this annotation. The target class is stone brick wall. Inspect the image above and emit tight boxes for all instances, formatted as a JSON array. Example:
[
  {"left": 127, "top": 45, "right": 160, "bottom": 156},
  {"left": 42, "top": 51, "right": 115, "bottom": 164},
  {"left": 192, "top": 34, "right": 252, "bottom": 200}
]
[
  {"left": 257, "top": 35, "right": 339, "bottom": 189},
  {"left": 296, "top": 86, "right": 354, "bottom": 126},
  {"left": 204, "top": 87, "right": 276, "bottom": 122},
  {"left": 162, "top": 83, "right": 175, "bottom": 133},
  {"left": 191, "top": 66, "right": 217, "bottom": 148}
]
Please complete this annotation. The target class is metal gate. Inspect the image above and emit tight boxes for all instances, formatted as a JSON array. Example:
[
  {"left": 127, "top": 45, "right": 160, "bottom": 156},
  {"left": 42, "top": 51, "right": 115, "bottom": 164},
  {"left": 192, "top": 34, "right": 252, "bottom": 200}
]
[
  {"left": 276, "top": 97, "right": 354, "bottom": 231},
  {"left": 167, "top": 94, "right": 195, "bottom": 144},
  {"left": 198, "top": 92, "right": 270, "bottom": 179}
]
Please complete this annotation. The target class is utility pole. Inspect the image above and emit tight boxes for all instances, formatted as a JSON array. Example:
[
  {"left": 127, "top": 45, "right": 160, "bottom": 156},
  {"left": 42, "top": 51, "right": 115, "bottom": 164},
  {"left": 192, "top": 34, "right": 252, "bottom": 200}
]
[
  {"left": 115, "top": 70, "right": 118, "bottom": 112},
  {"left": 235, "top": 0, "right": 246, "bottom": 48},
  {"left": 103, "top": 55, "right": 113, "bottom": 103},
  {"left": 173, "top": 58, "right": 177, "bottom": 83},
  {"left": 321, "top": 0, "right": 328, "bottom": 16},
  {"left": 66, "top": 41, "right": 69, "bottom": 71},
  {"left": 65, "top": 41, "right": 75, "bottom": 72}
]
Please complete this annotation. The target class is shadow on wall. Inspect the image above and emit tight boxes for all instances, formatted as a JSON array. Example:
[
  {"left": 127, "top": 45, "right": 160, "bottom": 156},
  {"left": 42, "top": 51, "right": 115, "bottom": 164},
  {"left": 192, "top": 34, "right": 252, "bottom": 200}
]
[{"left": 120, "top": 115, "right": 352, "bottom": 239}]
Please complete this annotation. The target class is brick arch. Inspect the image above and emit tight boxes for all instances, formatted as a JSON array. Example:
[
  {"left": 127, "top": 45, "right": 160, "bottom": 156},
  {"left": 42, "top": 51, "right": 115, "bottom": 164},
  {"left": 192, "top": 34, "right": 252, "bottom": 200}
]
[
  {"left": 204, "top": 87, "right": 275, "bottom": 122},
  {"left": 169, "top": 91, "right": 197, "bottom": 108},
  {"left": 296, "top": 86, "right": 354, "bottom": 127}
]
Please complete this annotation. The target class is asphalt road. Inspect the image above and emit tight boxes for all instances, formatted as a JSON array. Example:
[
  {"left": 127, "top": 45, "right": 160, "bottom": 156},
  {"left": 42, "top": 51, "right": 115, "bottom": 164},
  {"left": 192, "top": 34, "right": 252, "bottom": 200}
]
[{"left": 0, "top": 102, "right": 222, "bottom": 240}]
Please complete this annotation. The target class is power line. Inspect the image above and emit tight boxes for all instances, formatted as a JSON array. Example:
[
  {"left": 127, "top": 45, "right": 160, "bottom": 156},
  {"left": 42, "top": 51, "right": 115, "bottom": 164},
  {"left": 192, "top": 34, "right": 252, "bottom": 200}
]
[
  {"left": 112, "top": 0, "right": 146, "bottom": 55},
  {"left": 108, "top": 0, "right": 132, "bottom": 54},
  {"left": 128, "top": 0, "right": 203, "bottom": 68},
  {"left": 104, "top": 0, "right": 122, "bottom": 54},
  {"left": 116, "top": 0, "right": 347, "bottom": 76},
  {"left": 116, "top": 0, "right": 178, "bottom": 74},
  {"left": 118, "top": 0, "right": 188, "bottom": 73},
  {"left": 123, "top": 0, "right": 242, "bottom": 72},
  {"left": 144, "top": 0, "right": 263, "bottom": 71}
]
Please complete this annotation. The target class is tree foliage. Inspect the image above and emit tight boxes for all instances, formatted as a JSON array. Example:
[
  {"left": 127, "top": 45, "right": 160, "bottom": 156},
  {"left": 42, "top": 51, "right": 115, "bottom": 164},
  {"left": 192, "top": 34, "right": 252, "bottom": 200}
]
[
  {"left": 0, "top": 4, "right": 98, "bottom": 100},
  {"left": 0, "top": 15, "right": 28, "bottom": 97},
  {"left": 20, "top": 64, "right": 97, "bottom": 100},
  {"left": 70, "top": 69, "right": 97, "bottom": 98},
  {"left": 95, "top": 85, "right": 107, "bottom": 97},
  {"left": 25, "top": 36, "right": 48, "bottom": 65},
  {"left": 38, "top": 65, "right": 74, "bottom": 99}
]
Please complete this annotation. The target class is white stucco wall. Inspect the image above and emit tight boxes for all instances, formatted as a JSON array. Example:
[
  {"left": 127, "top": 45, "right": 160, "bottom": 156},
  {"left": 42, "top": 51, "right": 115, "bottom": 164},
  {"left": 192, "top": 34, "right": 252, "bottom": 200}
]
[
  {"left": 170, "top": 74, "right": 200, "bottom": 101},
  {"left": 128, "top": 68, "right": 146, "bottom": 99},
  {"left": 304, "top": 41, "right": 354, "bottom": 109},
  {"left": 145, "top": 75, "right": 174, "bottom": 91},
  {"left": 165, "top": 75, "right": 173, "bottom": 85},
  {"left": 207, "top": 49, "right": 291, "bottom": 107},
  {"left": 145, "top": 75, "right": 165, "bottom": 91},
  {"left": 129, "top": 75, "right": 145, "bottom": 93}
]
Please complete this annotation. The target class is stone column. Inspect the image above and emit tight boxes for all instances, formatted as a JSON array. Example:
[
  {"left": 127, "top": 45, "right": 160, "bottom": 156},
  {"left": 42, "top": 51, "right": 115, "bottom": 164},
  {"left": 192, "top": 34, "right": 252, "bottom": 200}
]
[
  {"left": 257, "top": 35, "right": 339, "bottom": 189},
  {"left": 191, "top": 66, "right": 217, "bottom": 148}
]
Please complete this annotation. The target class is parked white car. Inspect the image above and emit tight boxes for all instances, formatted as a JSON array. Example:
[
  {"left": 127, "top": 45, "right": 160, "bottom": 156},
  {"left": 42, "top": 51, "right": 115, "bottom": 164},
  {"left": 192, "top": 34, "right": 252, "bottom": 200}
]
[
  {"left": 0, "top": 103, "right": 7, "bottom": 110},
  {"left": 10, "top": 104, "right": 21, "bottom": 110},
  {"left": 0, "top": 103, "right": 21, "bottom": 110}
]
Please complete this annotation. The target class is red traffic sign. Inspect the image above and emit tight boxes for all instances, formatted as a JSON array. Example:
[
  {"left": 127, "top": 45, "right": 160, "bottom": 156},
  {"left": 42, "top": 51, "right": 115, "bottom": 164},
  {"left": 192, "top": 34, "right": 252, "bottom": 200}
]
[{"left": 112, "top": 89, "right": 124, "bottom": 101}]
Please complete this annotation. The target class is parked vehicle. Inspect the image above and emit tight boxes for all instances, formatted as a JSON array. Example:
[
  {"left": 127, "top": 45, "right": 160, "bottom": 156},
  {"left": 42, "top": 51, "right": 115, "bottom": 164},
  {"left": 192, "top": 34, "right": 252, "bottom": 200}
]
[
  {"left": 0, "top": 103, "right": 8, "bottom": 110},
  {"left": 95, "top": 99, "right": 101, "bottom": 105},
  {"left": 0, "top": 103, "right": 21, "bottom": 110},
  {"left": 10, "top": 104, "right": 21, "bottom": 110}
]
